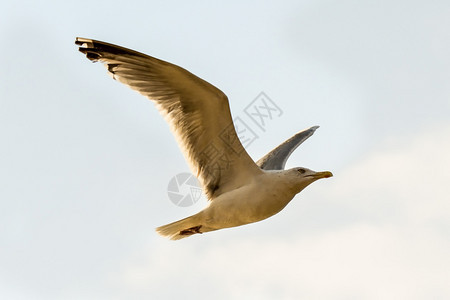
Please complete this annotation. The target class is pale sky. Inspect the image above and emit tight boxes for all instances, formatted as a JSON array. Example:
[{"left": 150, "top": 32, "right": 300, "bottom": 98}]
[{"left": 1, "top": 0, "right": 450, "bottom": 299}]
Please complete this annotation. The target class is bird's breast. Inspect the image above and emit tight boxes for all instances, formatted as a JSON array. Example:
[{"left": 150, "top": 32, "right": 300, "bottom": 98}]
[{"left": 203, "top": 179, "right": 295, "bottom": 229}]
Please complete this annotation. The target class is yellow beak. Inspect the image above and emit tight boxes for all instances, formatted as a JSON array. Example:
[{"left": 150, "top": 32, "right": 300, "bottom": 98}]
[{"left": 311, "top": 171, "right": 333, "bottom": 179}]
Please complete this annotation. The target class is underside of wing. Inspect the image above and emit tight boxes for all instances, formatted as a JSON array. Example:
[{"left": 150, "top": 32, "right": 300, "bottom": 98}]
[
  {"left": 76, "top": 37, "right": 262, "bottom": 199},
  {"left": 257, "top": 126, "right": 319, "bottom": 170}
]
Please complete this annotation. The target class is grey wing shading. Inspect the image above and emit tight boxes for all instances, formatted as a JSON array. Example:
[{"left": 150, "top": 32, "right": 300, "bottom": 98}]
[
  {"left": 256, "top": 126, "right": 319, "bottom": 170},
  {"left": 75, "top": 37, "right": 262, "bottom": 200}
]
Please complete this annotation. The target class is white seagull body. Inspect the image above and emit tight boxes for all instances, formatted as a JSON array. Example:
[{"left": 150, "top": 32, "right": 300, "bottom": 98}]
[{"left": 76, "top": 37, "right": 332, "bottom": 240}]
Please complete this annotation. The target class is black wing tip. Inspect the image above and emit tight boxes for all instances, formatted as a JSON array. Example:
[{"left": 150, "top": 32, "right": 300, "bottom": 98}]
[
  {"left": 75, "top": 36, "right": 149, "bottom": 61},
  {"left": 75, "top": 37, "right": 101, "bottom": 61},
  {"left": 291, "top": 125, "right": 319, "bottom": 140},
  {"left": 75, "top": 37, "right": 92, "bottom": 45}
]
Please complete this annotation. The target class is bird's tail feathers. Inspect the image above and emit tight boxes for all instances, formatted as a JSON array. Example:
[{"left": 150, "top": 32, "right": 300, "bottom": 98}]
[{"left": 156, "top": 214, "right": 203, "bottom": 240}]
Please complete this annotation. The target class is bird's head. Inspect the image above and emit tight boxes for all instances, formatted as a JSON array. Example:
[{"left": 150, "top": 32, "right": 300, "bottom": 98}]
[{"left": 285, "top": 167, "right": 333, "bottom": 193}]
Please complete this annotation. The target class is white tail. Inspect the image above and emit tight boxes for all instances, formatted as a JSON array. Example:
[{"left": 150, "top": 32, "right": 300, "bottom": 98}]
[{"left": 156, "top": 214, "right": 203, "bottom": 240}]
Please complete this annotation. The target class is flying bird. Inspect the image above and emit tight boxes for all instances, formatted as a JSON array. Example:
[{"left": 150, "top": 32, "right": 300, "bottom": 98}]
[{"left": 75, "top": 37, "right": 333, "bottom": 240}]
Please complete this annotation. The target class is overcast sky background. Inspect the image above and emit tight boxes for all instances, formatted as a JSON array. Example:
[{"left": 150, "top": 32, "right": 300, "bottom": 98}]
[{"left": 1, "top": 0, "right": 450, "bottom": 299}]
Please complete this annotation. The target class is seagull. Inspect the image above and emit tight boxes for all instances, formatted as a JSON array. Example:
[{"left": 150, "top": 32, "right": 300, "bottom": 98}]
[{"left": 75, "top": 37, "right": 333, "bottom": 240}]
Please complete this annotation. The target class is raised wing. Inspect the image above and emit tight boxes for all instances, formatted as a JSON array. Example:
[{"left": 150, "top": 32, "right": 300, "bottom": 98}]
[
  {"left": 76, "top": 37, "right": 262, "bottom": 199},
  {"left": 257, "top": 126, "right": 319, "bottom": 170}
]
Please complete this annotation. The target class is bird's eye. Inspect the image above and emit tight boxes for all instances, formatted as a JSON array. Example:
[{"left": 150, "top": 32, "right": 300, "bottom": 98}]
[{"left": 297, "top": 168, "right": 306, "bottom": 174}]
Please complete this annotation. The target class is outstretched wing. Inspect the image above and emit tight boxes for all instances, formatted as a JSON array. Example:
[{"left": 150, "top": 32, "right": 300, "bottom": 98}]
[
  {"left": 76, "top": 37, "right": 262, "bottom": 199},
  {"left": 256, "top": 126, "right": 319, "bottom": 170}
]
